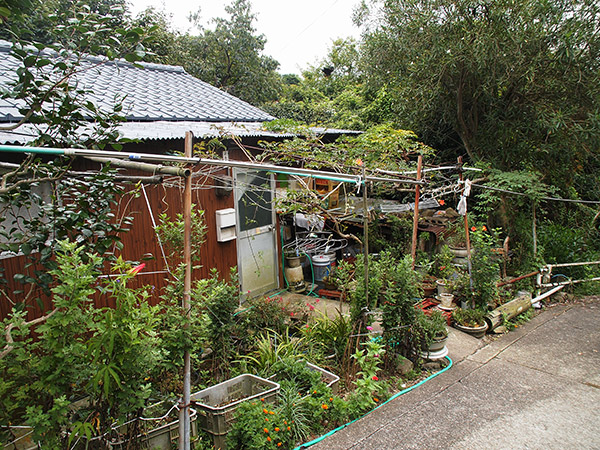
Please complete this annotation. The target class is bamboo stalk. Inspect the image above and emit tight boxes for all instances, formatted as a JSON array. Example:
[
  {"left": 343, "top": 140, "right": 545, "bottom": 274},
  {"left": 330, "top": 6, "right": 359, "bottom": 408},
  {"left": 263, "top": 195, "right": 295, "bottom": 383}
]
[{"left": 86, "top": 156, "right": 190, "bottom": 177}]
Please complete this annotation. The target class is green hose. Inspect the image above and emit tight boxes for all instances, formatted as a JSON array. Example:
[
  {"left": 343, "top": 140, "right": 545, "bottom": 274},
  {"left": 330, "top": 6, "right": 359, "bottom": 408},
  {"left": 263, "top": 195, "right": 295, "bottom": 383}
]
[
  {"left": 281, "top": 226, "right": 290, "bottom": 288},
  {"left": 294, "top": 355, "right": 453, "bottom": 449},
  {"left": 303, "top": 252, "right": 316, "bottom": 296}
]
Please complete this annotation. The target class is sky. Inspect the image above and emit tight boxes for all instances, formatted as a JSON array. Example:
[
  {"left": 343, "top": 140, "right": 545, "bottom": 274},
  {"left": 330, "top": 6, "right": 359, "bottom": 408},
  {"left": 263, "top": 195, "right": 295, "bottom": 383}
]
[{"left": 127, "top": 0, "right": 362, "bottom": 74}]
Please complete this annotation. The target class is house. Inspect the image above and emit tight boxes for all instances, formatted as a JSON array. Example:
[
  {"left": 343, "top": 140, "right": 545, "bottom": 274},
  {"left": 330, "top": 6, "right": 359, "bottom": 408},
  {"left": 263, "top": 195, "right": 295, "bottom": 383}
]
[{"left": 0, "top": 40, "right": 357, "bottom": 320}]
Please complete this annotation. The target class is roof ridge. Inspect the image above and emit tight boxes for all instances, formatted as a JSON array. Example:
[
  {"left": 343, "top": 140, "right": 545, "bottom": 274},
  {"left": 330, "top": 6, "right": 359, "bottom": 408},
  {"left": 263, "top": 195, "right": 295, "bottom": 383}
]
[{"left": 0, "top": 39, "right": 185, "bottom": 73}]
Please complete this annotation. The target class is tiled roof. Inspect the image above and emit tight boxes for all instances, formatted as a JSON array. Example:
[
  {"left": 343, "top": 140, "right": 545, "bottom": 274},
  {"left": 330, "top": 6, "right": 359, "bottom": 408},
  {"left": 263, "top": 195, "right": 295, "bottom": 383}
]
[{"left": 0, "top": 40, "right": 276, "bottom": 124}]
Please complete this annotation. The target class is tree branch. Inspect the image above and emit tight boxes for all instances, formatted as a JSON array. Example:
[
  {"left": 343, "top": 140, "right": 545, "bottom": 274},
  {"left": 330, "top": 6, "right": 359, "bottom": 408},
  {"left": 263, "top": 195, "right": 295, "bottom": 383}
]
[{"left": 0, "top": 309, "right": 57, "bottom": 359}]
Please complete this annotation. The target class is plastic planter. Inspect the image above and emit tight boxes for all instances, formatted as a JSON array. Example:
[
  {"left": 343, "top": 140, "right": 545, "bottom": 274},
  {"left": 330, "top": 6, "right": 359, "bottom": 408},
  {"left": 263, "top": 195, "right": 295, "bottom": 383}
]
[{"left": 191, "top": 374, "right": 280, "bottom": 449}]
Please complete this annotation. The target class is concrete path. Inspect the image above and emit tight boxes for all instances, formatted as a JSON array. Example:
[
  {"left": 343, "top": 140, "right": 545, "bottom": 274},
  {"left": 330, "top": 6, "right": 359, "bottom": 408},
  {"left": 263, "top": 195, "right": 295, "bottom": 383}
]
[{"left": 311, "top": 297, "right": 600, "bottom": 450}]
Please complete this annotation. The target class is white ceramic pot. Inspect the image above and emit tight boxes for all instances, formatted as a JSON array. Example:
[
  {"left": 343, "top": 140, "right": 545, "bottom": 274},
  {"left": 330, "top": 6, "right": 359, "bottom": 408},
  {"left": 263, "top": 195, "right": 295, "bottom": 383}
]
[
  {"left": 439, "top": 293, "right": 454, "bottom": 308},
  {"left": 436, "top": 279, "right": 450, "bottom": 295}
]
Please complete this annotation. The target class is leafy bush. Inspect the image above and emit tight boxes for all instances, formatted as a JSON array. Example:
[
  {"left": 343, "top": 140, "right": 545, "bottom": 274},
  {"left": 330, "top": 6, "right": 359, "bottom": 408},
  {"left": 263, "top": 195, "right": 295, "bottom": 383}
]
[
  {"left": 538, "top": 221, "right": 600, "bottom": 284},
  {"left": 301, "top": 310, "right": 354, "bottom": 372},
  {"left": 235, "top": 295, "right": 300, "bottom": 352},
  {"left": 346, "top": 340, "right": 387, "bottom": 414},
  {"left": 239, "top": 329, "right": 306, "bottom": 376},
  {"left": 420, "top": 310, "right": 448, "bottom": 342},
  {"left": 201, "top": 268, "right": 240, "bottom": 379},
  {"left": 470, "top": 226, "right": 501, "bottom": 310},
  {"left": 0, "top": 241, "right": 162, "bottom": 446},
  {"left": 351, "top": 251, "right": 422, "bottom": 324}
]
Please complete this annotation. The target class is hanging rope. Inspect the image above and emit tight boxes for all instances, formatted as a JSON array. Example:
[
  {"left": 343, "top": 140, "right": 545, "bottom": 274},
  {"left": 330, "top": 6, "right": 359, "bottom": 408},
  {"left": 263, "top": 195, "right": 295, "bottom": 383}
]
[{"left": 141, "top": 183, "right": 174, "bottom": 278}]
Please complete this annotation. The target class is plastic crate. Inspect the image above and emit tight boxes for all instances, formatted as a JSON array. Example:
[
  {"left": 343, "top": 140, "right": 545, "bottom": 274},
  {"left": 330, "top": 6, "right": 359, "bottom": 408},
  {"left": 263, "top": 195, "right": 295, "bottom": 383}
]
[
  {"left": 191, "top": 374, "right": 280, "bottom": 449},
  {"left": 109, "top": 401, "right": 198, "bottom": 449},
  {"left": 306, "top": 362, "right": 340, "bottom": 395},
  {"left": 2, "top": 427, "right": 37, "bottom": 450}
]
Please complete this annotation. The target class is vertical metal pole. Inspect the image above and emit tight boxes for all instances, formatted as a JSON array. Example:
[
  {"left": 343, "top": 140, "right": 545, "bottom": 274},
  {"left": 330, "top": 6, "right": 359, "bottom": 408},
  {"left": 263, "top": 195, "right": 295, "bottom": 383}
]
[
  {"left": 362, "top": 165, "right": 369, "bottom": 309},
  {"left": 179, "top": 131, "right": 193, "bottom": 450},
  {"left": 411, "top": 155, "right": 423, "bottom": 269}
]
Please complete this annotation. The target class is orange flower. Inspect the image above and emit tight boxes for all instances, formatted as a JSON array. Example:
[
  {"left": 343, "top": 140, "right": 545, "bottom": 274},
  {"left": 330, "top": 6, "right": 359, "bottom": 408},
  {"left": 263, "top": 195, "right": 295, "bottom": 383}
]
[
  {"left": 267, "top": 436, "right": 272, "bottom": 442},
  {"left": 261, "top": 398, "right": 265, "bottom": 402},
  {"left": 471, "top": 226, "right": 477, "bottom": 232},
  {"left": 264, "top": 428, "right": 269, "bottom": 433},
  {"left": 482, "top": 225, "right": 487, "bottom": 231},
  {"left": 439, "top": 199, "right": 445, "bottom": 206},
  {"left": 283, "top": 420, "right": 287, "bottom": 425},
  {"left": 277, "top": 443, "right": 282, "bottom": 447},
  {"left": 329, "top": 397, "right": 333, "bottom": 402},
  {"left": 321, "top": 404, "right": 329, "bottom": 410},
  {"left": 374, "top": 397, "right": 379, "bottom": 402},
  {"left": 263, "top": 408, "right": 269, "bottom": 414},
  {"left": 274, "top": 427, "right": 280, "bottom": 432},
  {"left": 265, "top": 418, "right": 269, "bottom": 422},
  {"left": 269, "top": 411, "right": 275, "bottom": 415},
  {"left": 287, "top": 426, "right": 291, "bottom": 431}
]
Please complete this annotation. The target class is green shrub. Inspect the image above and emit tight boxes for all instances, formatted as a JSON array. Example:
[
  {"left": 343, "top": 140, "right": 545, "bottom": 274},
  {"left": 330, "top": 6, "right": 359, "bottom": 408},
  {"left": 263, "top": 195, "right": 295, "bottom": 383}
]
[{"left": 452, "top": 308, "right": 486, "bottom": 327}]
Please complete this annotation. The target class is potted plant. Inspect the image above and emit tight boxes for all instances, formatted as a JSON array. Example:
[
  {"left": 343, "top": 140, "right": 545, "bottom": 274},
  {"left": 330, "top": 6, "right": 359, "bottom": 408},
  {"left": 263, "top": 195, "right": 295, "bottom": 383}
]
[
  {"left": 451, "top": 308, "right": 488, "bottom": 338},
  {"left": 470, "top": 226, "right": 501, "bottom": 310},
  {"left": 415, "top": 253, "right": 437, "bottom": 297},
  {"left": 444, "top": 220, "right": 468, "bottom": 254},
  {"left": 449, "top": 270, "right": 471, "bottom": 309},
  {"left": 433, "top": 245, "right": 455, "bottom": 295},
  {"left": 423, "top": 310, "right": 449, "bottom": 353}
]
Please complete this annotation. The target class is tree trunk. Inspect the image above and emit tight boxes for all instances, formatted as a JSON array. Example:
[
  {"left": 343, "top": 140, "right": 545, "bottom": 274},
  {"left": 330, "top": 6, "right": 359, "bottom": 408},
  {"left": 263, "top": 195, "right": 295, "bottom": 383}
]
[{"left": 485, "top": 293, "right": 532, "bottom": 331}]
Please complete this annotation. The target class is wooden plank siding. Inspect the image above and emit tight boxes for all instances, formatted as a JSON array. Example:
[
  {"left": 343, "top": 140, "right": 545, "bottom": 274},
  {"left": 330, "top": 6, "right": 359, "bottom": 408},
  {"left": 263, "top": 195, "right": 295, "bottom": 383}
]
[{"left": 0, "top": 141, "right": 239, "bottom": 321}]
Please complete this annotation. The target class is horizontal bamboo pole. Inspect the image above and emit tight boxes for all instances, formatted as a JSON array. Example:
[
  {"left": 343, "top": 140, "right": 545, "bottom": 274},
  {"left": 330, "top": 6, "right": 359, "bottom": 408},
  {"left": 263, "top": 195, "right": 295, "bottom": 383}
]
[{"left": 86, "top": 157, "right": 190, "bottom": 177}]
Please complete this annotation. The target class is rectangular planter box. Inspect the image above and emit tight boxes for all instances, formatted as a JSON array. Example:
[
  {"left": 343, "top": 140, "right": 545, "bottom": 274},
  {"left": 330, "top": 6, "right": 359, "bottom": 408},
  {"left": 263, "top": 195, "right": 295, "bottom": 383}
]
[
  {"left": 191, "top": 374, "right": 280, "bottom": 450},
  {"left": 306, "top": 362, "right": 340, "bottom": 395},
  {"left": 2, "top": 427, "right": 37, "bottom": 450},
  {"left": 4, "top": 404, "right": 198, "bottom": 450},
  {"left": 109, "top": 401, "right": 198, "bottom": 449}
]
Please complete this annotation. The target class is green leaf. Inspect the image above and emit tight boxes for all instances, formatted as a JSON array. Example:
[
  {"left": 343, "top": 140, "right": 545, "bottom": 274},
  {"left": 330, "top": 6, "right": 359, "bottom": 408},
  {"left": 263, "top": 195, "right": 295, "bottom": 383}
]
[
  {"left": 23, "top": 55, "right": 36, "bottom": 67},
  {"left": 123, "top": 53, "right": 137, "bottom": 63}
]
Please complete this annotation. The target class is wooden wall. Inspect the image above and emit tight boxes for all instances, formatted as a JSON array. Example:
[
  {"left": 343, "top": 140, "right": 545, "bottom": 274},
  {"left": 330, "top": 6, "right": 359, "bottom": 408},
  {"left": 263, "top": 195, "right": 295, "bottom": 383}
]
[{"left": 0, "top": 138, "right": 239, "bottom": 321}]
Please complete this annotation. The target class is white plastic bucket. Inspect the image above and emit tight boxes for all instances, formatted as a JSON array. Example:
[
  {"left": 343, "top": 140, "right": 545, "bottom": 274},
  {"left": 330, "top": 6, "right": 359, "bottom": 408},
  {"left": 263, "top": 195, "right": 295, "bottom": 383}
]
[{"left": 312, "top": 255, "right": 332, "bottom": 282}]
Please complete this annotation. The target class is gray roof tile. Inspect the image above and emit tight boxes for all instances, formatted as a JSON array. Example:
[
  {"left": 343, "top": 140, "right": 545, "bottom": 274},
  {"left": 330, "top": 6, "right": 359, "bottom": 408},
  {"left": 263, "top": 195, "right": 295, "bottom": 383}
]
[{"left": 0, "top": 40, "right": 275, "bottom": 124}]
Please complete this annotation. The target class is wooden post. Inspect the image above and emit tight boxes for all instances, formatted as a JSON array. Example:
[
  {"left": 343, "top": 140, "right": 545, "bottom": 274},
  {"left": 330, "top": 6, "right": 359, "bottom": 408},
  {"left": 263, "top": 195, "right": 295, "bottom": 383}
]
[
  {"left": 179, "top": 131, "right": 193, "bottom": 450},
  {"left": 411, "top": 155, "right": 423, "bottom": 269}
]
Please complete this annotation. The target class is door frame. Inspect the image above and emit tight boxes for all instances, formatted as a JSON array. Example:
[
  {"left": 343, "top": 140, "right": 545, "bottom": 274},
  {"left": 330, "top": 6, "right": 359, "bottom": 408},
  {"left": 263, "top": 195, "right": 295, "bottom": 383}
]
[{"left": 233, "top": 168, "right": 279, "bottom": 299}]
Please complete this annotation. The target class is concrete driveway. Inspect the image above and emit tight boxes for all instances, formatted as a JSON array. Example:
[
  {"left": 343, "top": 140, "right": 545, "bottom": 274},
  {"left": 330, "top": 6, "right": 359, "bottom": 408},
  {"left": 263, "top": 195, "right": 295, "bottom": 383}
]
[{"left": 309, "top": 297, "right": 600, "bottom": 450}]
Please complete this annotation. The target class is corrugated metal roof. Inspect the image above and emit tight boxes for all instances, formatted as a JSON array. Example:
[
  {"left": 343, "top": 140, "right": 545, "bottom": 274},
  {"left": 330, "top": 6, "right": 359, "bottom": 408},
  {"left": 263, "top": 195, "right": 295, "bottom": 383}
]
[
  {"left": 0, "top": 39, "right": 275, "bottom": 124},
  {"left": 0, "top": 121, "right": 360, "bottom": 144}
]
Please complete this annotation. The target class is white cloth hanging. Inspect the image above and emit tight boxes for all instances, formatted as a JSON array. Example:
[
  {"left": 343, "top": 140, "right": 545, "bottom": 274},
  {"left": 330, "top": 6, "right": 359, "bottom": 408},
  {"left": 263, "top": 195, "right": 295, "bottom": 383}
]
[{"left": 457, "top": 179, "right": 472, "bottom": 216}]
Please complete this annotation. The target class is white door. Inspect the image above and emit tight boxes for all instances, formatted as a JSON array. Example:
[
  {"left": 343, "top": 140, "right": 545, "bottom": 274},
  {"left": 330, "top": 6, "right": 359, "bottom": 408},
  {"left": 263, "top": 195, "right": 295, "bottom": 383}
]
[{"left": 234, "top": 169, "right": 279, "bottom": 297}]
